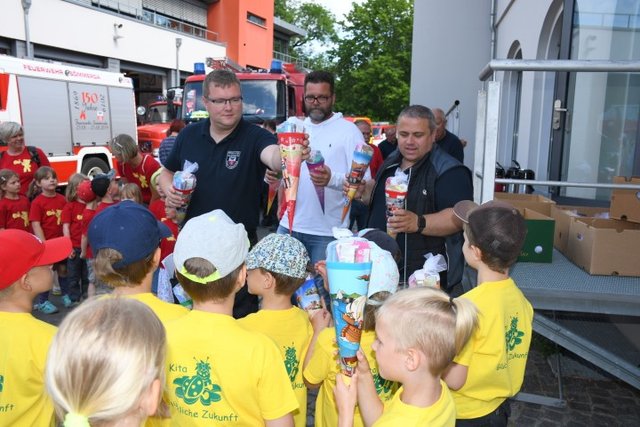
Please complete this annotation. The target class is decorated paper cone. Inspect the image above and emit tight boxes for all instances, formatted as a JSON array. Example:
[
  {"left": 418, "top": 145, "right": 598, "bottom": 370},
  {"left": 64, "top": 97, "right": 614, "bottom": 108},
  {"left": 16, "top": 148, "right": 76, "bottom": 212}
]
[
  {"left": 341, "top": 145, "right": 374, "bottom": 221},
  {"left": 279, "top": 132, "right": 305, "bottom": 233},
  {"left": 267, "top": 180, "right": 278, "bottom": 214},
  {"left": 172, "top": 161, "right": 199, "bottom": 227},
  {"left": 172, "top": 187, "right": 194, "bottom": 225},
  {"left": 294, "top": 274, "right": 323, "bottom": 313},
  {"left": 306, "top": 150, "right": 325, "bottom": 212},
  {"left": 384, "top": 187, "right": 408, "bottom": 238},
  {"left": 327, "top": 261, "right": 372, "bottom": 377}
]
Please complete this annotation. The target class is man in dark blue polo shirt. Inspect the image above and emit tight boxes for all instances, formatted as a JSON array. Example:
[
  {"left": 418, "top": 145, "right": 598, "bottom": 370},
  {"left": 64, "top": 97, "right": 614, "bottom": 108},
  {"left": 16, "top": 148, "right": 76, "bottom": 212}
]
[{"left": 159, "top": 69, "right": 303, "bottom": 318}]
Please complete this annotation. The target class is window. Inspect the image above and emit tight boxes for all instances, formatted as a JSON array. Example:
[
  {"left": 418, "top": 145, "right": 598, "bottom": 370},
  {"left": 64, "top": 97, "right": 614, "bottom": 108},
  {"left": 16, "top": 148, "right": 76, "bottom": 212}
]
[{"left": 247, "top": 12, "right": 266, "bottom": 27}]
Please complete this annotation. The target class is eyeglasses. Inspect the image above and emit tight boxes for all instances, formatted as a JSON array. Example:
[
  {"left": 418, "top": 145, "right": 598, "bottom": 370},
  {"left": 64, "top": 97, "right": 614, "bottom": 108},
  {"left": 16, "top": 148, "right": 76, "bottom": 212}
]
[
  {"left": 204, "top": 96, "right": 243, "bottom": 106},
  {"left": 304, "top": 95, "right": 331, "bottom": 104}
]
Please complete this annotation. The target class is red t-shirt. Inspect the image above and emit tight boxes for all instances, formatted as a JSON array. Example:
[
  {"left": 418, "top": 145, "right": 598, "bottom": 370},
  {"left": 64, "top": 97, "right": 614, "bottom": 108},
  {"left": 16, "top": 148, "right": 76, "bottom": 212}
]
[
  {"left": 85, "top": 200, "right": 118, "bottom": 258},
  {"left": 117, "top": 154, "right": 160, "bottom": 204},
  {"left": 159, "top": 217, "right": 179, "bottom": 262},
  {"left": 0, "top": 195, "right": 31, "bottom": 232},
  {"left": 61, "top": 200, "right": 86, "bottom": 247},
  {"left": 95, "top": 200, "right": 117, "bottom": 216},
  {"left": 149, "top": 198, "right": 166, "bottom": 221},
  {"left": 369, "top": 143, "right": 383, "bottom": 178},
  {"left": 81, "top": 207, "right": 96, "bottom": 259},
  {"left": 29, "top": 193, "right": 65, "bottom": 240},
  {"left": 0, "top": 148, "right": 51, "bottom": 196}
]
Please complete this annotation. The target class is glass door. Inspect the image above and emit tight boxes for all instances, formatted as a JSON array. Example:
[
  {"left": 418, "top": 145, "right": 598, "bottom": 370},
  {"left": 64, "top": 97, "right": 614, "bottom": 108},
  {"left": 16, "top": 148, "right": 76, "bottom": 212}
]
[{"left": 551, "top": 0, "right": 640, "bottom": 201}]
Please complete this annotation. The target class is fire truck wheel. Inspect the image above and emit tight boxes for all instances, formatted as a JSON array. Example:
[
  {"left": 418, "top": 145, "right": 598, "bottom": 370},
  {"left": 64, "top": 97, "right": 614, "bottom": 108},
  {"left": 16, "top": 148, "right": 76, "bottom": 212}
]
[{"left": 81, "top": 157, "right": 109, "bottom": 178}]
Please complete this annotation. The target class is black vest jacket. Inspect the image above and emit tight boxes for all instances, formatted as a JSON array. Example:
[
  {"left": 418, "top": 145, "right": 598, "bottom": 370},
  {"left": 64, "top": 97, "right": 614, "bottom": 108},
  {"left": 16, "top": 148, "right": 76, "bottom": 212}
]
[{"left": 367, "top": 144, "right": 471, "bottom": 286}]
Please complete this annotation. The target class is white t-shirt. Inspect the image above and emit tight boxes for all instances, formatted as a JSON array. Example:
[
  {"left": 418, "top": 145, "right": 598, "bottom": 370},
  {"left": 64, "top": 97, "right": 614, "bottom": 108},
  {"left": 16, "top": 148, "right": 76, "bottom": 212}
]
[{"left": 279, "top": 112, "right": 368, "bottom": 236}]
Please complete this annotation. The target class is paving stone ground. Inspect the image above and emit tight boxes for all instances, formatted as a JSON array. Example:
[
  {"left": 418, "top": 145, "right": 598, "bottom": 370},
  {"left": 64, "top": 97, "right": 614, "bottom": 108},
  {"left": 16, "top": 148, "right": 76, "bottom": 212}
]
[{"left": 508, "top": 337, "right": 640, "bottom": 426}]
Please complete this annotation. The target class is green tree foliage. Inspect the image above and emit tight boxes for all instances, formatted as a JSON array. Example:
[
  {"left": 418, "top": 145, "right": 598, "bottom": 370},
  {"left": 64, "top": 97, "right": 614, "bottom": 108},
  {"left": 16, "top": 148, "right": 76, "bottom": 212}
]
[
  {"left": 332, "top": 0, "right": 413, "bottom": 122},
  {"left": 274, "top": 0, "right": 337, "bottom": 70}
]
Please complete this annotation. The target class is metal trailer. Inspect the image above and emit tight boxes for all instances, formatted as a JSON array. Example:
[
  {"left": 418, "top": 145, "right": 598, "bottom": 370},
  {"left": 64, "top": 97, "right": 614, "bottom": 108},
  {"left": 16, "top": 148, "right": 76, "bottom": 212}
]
[{"left": 474, "top": 59, "right": 640, "bottom": 406}]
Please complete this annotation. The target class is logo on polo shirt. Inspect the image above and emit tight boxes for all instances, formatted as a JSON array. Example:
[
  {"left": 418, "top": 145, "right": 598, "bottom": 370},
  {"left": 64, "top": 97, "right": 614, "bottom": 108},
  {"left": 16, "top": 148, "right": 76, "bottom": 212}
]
[{"left": 225, "top": 151, "right": 241, "bottom": 169}]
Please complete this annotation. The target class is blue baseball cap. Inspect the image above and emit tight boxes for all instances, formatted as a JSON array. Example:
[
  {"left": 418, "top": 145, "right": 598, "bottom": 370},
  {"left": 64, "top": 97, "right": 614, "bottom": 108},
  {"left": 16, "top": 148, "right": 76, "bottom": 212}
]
[{"left": 88, "top": 200, "right": 171, "bottom": 268}]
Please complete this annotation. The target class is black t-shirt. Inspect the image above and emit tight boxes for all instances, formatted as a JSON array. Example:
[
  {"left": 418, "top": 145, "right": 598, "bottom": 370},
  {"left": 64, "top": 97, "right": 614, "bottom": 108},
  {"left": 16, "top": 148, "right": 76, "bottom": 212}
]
[
  {"left": 164, "top": 118, "right": 276, "bottom": 230},
  {"left": 436, "top": 130, "right": 464, "bottom": 163},
  {"left": 378, "top": 139, "right": 397, "bottom": 160}
]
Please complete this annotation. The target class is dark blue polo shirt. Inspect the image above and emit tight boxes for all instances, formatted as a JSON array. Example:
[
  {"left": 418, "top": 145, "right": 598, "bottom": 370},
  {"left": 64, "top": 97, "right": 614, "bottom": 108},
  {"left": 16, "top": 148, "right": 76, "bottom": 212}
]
[{"left": 165, "top": 118, "right": 276, "bottom": 231}]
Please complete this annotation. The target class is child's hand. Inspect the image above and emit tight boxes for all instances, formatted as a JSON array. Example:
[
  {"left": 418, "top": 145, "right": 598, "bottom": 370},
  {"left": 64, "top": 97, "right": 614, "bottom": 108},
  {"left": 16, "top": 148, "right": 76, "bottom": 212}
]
[
  {"left": 310, "top": 308, "right": 331, "bottom": 332},
  {"left": 334, "top": 372, "right": 358, "bottom": 426},
  {"left": 79, "top": 250, "right": 86, "bottom": 259},
  {"left": 314, "top": 260, "right": 328, "bottom": 291},
  {"left": 355, "top": 349, "right": 372, "bottom": 377}
]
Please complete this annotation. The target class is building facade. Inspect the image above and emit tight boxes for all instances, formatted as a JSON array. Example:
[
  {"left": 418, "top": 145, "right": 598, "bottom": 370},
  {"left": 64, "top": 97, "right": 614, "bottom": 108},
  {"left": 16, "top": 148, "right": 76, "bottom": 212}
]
[
  {"left": 412, "top": 0, "right": 639, "bottom": 202},
  {"left": 1, "top": 0, "right": 295, "bottom": 108}
]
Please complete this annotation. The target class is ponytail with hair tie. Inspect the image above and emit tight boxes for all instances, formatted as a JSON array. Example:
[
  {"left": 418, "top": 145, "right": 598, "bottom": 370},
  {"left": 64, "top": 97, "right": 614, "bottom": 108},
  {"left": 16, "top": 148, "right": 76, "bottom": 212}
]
[{"left": 63, "top": 412, "right": 90, "bottom": 427}]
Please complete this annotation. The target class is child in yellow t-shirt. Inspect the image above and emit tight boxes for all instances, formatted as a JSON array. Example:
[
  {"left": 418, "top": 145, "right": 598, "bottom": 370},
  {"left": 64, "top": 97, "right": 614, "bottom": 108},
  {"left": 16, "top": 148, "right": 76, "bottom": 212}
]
[
  {"left": 167, "top": 210, "right": 298, "bottom": 426},
  {"left": 45, "top": 297, "right": 167, "bottom": 427},
  {"left": 303, "top": 232, "right": 402, "bottom": 427},
  {"left": 444, "top": 200, "right": 534, "bottom": 426},
  {"left": 0, "top": 229, "right": 71, "bottom": 427},
  {"left": 88, "top": 200, "right": 189, "bottom": 323},
  {"left": 238, "top": 233, "right": 313, "bottom": 427},
  {"left": 334, "top": 287, "right": 478, "bottom": 427}
]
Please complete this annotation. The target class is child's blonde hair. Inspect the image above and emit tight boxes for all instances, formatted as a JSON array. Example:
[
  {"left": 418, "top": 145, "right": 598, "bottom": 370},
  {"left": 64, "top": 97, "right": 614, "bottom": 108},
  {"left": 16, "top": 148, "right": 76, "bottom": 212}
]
[
  {"left": 27, "top": 166, "right": 56, "bottom": 199},
  {"left": 94, "top": 247, "right": 157, "bottom": 288},
  {"left": 110, "top": 134, "right": 139, "bottom": 163},
  {"left": 377, "top": 287, "right": 478, "bottom": 376},
  {"left": 0, "top": 169, "right": 19, "bottom": 198},
  {"left": 45, "top": 297, "right": 167, "bottom": 425},
  {"left": 65, "top": 173, "right": 88, "bottom": 202},
  {"left": 120, "top": 182, "right": 143, "bottom": 204}
]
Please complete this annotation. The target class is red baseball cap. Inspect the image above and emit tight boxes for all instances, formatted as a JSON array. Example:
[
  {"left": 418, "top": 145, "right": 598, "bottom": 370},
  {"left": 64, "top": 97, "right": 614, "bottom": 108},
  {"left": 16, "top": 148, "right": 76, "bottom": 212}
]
[
  {"left": 77, "top": 179, "right": 96, "bottom": 203},
  {"left": 0, "top": 230, "right": 72, "bottom": 290}
]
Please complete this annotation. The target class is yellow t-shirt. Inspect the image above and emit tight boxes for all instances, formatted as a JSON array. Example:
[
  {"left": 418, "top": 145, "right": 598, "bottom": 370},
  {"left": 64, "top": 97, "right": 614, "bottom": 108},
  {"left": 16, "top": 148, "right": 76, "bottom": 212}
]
[
  {"left": 373, "top": 382, "right": 455, "bottom": 427},
  {"left": 165, "top": 310, "right": 298, "bottom": 426},
  {"left": 303, "top": 328, "right": 398, "bottom": 427},
  {"left": 238, "top": 307, "right": 312, "bottom": 427},
  {"left": 0, "top": 312, "right": 56, "bottom": 427},
  {"left": 453, "top": 277, "right": 533, "bottom": 419},
  {"left": 121, "top": 292, "right": 189, "bottom": 323}
]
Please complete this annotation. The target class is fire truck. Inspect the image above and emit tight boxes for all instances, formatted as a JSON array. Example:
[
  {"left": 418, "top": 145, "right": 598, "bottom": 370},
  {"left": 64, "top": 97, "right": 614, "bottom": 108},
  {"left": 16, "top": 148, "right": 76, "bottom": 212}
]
[
  {"left": 0, "top": 55, "right": 137, "bottom": 184},
  {"left": 136, "top": 88, "right": 182, "bottom": 157},
  {"left": 181, "top": 58, "right": 306, "bottom": 125}
]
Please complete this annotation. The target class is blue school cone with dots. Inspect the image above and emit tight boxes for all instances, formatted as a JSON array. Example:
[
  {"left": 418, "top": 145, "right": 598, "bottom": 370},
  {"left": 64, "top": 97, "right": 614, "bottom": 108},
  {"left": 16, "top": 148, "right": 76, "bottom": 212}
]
[{"left": 326, "top": 237, "right": 372, "bottom": 377}]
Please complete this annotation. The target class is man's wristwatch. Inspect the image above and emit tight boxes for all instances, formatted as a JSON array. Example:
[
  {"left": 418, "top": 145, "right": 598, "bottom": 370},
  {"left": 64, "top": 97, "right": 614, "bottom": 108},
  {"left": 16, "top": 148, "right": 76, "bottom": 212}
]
[{"left": 417, "top": 215, "right": 426, "bottom": 234}]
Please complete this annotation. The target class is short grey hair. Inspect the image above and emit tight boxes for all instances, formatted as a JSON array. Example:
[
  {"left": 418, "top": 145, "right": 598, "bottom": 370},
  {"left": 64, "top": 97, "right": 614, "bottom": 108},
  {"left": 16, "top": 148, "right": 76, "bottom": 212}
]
[
  {"left": 397, "top": 105, "right": 436, "bottom": 134},
  {"left": 0, "top": 121, "right": 23, "bottom": 144}
]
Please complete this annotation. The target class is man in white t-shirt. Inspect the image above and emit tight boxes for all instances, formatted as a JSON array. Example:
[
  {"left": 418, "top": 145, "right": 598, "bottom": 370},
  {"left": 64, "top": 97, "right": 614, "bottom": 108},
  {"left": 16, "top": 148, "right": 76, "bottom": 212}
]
[{"left": 278, "top": 70, "right": 366, "bottom": 303}]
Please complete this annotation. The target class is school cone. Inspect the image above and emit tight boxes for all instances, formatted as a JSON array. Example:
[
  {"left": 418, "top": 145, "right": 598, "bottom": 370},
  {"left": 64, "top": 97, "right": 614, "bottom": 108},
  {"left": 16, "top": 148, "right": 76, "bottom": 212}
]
[
  {"left": 279, "top": 132, "right": 305, "bottom": 233},
  {"left": 306, "top": 150, "right": 325, "bottom": 212},
  {"left": 341, "top": 144, "right": 374, "bottom": 222},
  {"left": 266, "top": 172, "right": 282, "bottom": 214}
]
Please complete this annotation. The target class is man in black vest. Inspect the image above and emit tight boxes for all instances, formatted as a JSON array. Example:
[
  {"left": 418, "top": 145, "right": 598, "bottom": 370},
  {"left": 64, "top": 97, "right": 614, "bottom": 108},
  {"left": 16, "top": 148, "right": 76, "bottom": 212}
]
[{"left": 365, "top": 105, "right": 472, "bottom": 291}]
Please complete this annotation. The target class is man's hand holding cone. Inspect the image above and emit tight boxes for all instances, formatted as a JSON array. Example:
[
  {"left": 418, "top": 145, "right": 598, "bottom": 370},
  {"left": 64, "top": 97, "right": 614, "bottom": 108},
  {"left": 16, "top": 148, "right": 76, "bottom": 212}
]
[{"left": 341, "top": 144, "right": 374, "bottom": 221}]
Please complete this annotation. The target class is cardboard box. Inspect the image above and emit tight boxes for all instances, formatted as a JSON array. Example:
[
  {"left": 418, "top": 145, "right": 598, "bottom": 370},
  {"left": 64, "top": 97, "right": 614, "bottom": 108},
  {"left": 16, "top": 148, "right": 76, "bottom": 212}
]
[
  {"left": 550, "top": 205, "right": 610, "bottom": 254},
  {"left": 494, "top": 193, "right": 556, "bottom": 216},
  {"left": 516, "top": 208, "right": 555, "bottom": 263},
  {"left": 566, "top": 218, "right": 640, "bottom": 276},
  {"left": 610, "top": 176, "right": 640, "bottom": 224}
]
